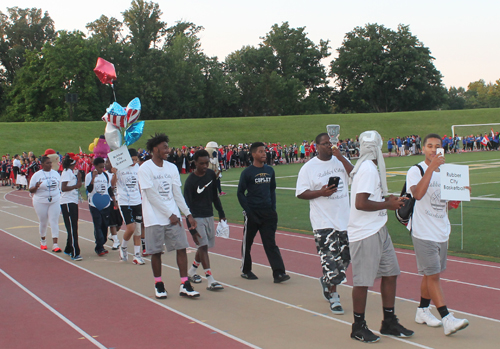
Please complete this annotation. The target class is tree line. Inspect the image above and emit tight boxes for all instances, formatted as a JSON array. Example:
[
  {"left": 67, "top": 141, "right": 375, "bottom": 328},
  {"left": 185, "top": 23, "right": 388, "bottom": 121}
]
[{"left": 0, "top": 1, "right": 495, "bottom": 122}]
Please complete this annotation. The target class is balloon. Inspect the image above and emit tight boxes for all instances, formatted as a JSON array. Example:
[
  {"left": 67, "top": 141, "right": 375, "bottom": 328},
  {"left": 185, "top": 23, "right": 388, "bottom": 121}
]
[
  {"left": 105, "top": 122, "right": 122, "bottom": 150},
  {"left": 126, "top": 97, "right": 141, "bottom": 124},
  {"left": 124, "top": 121, "right": 145, "bottom": 146},
  {"left": 103, "top": 102, "right": 127, "bottom": 128},
  {"left": 94, "top": 136, "right": 110, "bottom": 158},
  {"left": 93, "top": 57, "right": 116, "bottom": 85},
  {"left": 92, "top": 193, "right": 111, "bottom": 211},
  {"left": 89, "top": 143, "right": 95, "bottom": 152},
  {"left": 93, "top": 138, "right": 99, "bottom": 147}
]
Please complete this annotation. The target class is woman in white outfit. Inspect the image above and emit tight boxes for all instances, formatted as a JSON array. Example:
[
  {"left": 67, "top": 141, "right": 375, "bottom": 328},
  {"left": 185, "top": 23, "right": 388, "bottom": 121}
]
[{"left": 29, "top": 156, "right": 62, "bottom": 252}]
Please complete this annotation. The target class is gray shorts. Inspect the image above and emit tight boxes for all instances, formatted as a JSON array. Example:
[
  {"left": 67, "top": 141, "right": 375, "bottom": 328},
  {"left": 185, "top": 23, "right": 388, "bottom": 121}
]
[
  {"left": 350, "top": 226, "right": 400, "bottom": 287},
  {"left": 195, "top": 216, "right": 215, "bottom": 248},
  {"left": 145, "top": 224, "right": 189, "bottom": 254},
  {"left": 412, "top": 236, "right": 448, "bottom": 275}
]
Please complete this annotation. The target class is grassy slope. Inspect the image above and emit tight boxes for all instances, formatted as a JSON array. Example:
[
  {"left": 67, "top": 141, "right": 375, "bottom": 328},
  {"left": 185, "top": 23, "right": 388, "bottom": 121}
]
[{"left": 1, "top": 108, "right": 500, "bottom": 155}]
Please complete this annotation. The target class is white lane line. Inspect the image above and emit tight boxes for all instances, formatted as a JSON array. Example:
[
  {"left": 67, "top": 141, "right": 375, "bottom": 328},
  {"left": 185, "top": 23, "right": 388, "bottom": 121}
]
[
  {"left": 2, "top": 193, "right": 500, "bottom": 324},
  {"left": 0, "top": 228, "right": 260, "bottom": 349},
  {"left": 0, "top": 268, "right": 107, "bottom": 349}
]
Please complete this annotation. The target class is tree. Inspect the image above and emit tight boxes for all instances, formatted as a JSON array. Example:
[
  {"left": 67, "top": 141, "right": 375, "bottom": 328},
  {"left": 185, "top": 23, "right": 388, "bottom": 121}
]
[
  {"left": 86, "top": 15, "right": 123, "bottom": 44},
  {"left": 122, "top": 0, "right": 166, "bottom": 55},
  {"left": 443, "top": 86, "right": 466, "bottom": 110},
  {"left": 0, "top": 7, "right": 55, "bottom": 84},
  {"left": 4, "top": 31, "right": 101, "bottom": 122},
  {"left": 330, "top": 23, "right": 445, "bottom": 113}
]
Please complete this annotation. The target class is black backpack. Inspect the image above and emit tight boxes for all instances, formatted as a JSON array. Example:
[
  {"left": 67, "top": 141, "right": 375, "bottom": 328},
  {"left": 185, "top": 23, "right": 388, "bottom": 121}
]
[{"left": 395, "top": 164, "right": 424, "bottom": 226}]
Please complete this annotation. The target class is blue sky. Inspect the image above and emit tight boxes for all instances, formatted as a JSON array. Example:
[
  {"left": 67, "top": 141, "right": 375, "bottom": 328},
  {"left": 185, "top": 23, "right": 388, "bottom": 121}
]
[{"left": 7, "top": 0, "right": 500, "bottom": 88}]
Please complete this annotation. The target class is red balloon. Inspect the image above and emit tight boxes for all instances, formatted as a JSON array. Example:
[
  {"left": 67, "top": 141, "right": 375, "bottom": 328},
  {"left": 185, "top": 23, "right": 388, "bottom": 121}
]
[{"left": 93, "top": 57, "right": 117, "bottom": 85}]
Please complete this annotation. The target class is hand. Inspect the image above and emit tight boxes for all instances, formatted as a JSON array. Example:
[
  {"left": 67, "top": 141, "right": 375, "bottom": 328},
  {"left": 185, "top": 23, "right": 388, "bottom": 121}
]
[
  {"left": 320, "top": 184, "right": 337, "bottom": 197},
  {"left": 110, "top": 167, "right": 117, "bottom": 174},
  {"left": 332, "top": 146, "right": 342, "bottom": 158},
  {"left": 429, "top": 152, "right": 445, "bottom": 171},
  {"left": 35, "top": 180, "right": 42, "bottom": 189},
  {"left": 220, "top": 217, "right": 226, "bottom": 223},
  {"left": 191, "top": 230, "right": 201, "bottom": 245},
  {"left": 91, "top": 169, "right": 98, "bottom": 181},
  {"left": 385, "top": 195, "right": 406, "bottom": 210},
  {"left": 187, "top": 215, "right": 197, "bottom": 230},
  {"left": 169, "top": 214, "right": 181, "bottom": 226},
  {"left": 464, "top": 186, "right": 471, "bottom": 194}
]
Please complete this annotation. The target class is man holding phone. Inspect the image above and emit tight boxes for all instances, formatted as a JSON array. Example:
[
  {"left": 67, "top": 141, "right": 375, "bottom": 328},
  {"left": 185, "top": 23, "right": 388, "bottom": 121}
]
[
  {"left": 296, "top": 132, "right": 353, "bottom": 314},
  {"left": 406, "top": 134, "right": 469, "bottom": 336}
]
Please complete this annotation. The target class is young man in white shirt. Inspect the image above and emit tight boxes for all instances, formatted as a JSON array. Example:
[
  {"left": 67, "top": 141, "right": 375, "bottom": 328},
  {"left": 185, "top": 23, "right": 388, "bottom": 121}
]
[
  {"left": 138, "top": 133, "right": 201, "bottom": 299},
  {"left": 112, "top": 148, "right": 145, "bottom": 265},
  {"left": 296, "top": 133, "right": 353, "bottom": 314},
  {"left": 407, "top": 133, "right": 469, "bottom": 335},
  {"left": 348, "top": 130, "right": 413, "bottom": 343}
]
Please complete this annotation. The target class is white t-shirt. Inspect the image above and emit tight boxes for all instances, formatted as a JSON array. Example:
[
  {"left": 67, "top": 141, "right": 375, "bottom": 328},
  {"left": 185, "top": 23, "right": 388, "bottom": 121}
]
[
  {"left": 85, "top": 171, "right": 111, "bottom": 208},
  {"left": 295, "top": 156, "right": 350, "bottom": 231},
  {"left": 13, "top": 159, "right": 21, "bottom": 168},
  {"left": 116, "top": 163, "right": 141, "bottom": 206},
  {"left": 29, "top": 169, "right": 61, "bottom": 204},
  {"left": 60, "top": 169, "right": 79, "bottom": 204},
  {"left": 347, "top": 160, "right": 387, "bottom": 242},
  {"left": 138, "top": 159, "right": 183, "bottom": 227},
  {"left": 407, "top": 161, "right": 450, "bottom": 242}
]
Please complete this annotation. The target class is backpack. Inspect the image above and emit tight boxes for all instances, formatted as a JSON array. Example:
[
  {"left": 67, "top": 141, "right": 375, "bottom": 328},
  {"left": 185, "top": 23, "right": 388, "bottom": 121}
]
[{"left": 395, "top": 164, "right": 424, "bottom": 226}]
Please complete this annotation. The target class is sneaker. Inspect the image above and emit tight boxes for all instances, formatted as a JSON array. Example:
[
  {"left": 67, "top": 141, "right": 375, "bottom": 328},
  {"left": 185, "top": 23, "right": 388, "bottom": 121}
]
[
  {"left": 133, "top": 254, "right": 145, "bottom": 265},
  {"left": 63, "top": 251, "right": 71, "bottom": 256},
  {"left": 71, "top": 255, "right": 83, "bottom": 261},
  {"left": 119, "top": 246, "right": 128, "bottom": 262},
  {"left": 219, "top": 192, "right": 227, "bottom": 196},
  {"left": 142, "top": 249, "right": 149, "bottom": 257},
  {"left": 188, "top": 274, "right": 202, "bottom": 284},
  {"left": 112, "top": 239, "right": 120, "bottom": 250},
  {"left": 274, "top": 273, "right": 291, "bottom": 283},
  {"left": 97, "top": 250, "right": 107, "bottom": 257},
  {"left": 207, "top": 281, "right": 224, "bottom": 291},
  {"left": 380, "top": 316, "right": 414, "bottom": 337},
  {"left": 52, "top": 244, "right": 62, "bottom": 253},
  {"left": 241, "top": 271, "right": 258, "bottom": 280},
  {"left": 40, "top": 240, "right": 47, "bottom": 250},
  {"left": 329, "top": 292, "right": 344, "bottom": 315},
  {"left": 155, "top": 282, "right": 167, "bottom": 299},
  {"left": 103, "top": 249, "right": 109, "bottom": 254},
  {"left": 179, "top": 280, "right": 200, "bottom": 298},
  {"left": 415, "top": 307, "right": 442, "bottom": 327},
  {"left": 351, "top": 321, "right": 380, "bottom": 343},
  {"left": 319, "top": 277, "right": 331, "bottom": 301},
  {"left": 442, "top": 313, "right": 469, "bottom": 336}
]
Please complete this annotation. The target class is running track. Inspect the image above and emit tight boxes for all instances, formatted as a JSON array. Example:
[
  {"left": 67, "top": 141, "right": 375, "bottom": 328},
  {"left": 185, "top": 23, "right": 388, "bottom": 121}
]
[{"left": 2, "top": 189, "right": 500, "bottom": 348}]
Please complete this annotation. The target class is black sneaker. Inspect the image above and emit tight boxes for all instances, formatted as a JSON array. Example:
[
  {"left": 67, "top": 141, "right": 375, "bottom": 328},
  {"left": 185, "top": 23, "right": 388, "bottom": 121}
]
[
  {"left": 155, "top": 282, "right": 167, "bottom": 299},
  {"left": 380, "top": 316, "right": 414, "bottom": 337},
  {"left": 179, "top": 280, "right": 200, "bottom": 298},
  {"left": 351, "top": 321, "right": 380, "bottom": 343},
  {"left": 319, "top": 276, "right": 331, "bottom": 301},
  {"left": 273, "top": 273, "right": 291, "bottom": 283},
  {"left": 241, "top": 271, "right": 258, "bottom": 280}
]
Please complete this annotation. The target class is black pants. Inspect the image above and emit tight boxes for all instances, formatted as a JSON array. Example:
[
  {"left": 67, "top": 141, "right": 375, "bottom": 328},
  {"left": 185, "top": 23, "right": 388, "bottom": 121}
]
[
  {"left": 241, "top": 209, "right": 285, "bottom": 278},
  {"left": 61, "top": 203, "right": 80, "bottom": 257},
  {"left": 89, "top": 205, "right": 110, "bottom": 253}
]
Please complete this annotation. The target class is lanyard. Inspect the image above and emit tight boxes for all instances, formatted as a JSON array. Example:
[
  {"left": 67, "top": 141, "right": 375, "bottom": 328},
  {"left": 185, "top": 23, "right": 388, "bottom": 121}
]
[{"left": 42, "top": 170, "right": 53, "bottom": 202}]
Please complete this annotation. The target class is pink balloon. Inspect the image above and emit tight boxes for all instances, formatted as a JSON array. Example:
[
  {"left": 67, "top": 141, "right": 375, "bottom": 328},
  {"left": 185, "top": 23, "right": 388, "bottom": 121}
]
[{"left": 94, "top": 57, "right": 117, "bottom": 85}]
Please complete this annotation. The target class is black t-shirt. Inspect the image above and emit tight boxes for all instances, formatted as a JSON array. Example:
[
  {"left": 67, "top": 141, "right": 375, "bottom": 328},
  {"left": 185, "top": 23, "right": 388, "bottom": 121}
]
[
  {"left": 184, "top": 169, "right": 225, "bottom": 218},
  {"left": 237, "top": 164, "right": 276, "bottom": 212}
]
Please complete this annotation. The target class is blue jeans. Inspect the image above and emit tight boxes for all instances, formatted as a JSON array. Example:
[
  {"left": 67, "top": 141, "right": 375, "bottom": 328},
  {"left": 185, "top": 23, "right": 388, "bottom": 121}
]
[{"left": 89, "top": 205, "right": 110, "bottom": 253}]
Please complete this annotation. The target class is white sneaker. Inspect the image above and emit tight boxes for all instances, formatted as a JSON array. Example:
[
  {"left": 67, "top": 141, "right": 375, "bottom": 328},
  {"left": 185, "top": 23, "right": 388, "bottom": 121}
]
[
  {"left": 133, "top": 254, "right": 145, "bottom": 265},
  {"left": 155, "top": 282, "right": 167, "bottom": 299},
  {"left": 442, "top": 313, "right": 469, "bottom": 335},
  {"left": 415, "top": 307, "right": 442, "bottom": 327},
  {"left": 119, "top": 246, "right": 128, "bottom": 262},
  {"left": 179, "top": 280, "right": 200, "bottom": 298},
  {"left": 112, "top": 239, "right": 120, "bottom": 250}
]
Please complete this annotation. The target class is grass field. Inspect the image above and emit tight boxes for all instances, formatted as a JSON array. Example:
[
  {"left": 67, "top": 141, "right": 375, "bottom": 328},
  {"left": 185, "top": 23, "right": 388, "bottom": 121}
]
[
  {"left": 1, "top": 108, "right": 500, "bottom": 156},
  {"left": 206, "top": 150, "right": 500, "bottom": 262}
]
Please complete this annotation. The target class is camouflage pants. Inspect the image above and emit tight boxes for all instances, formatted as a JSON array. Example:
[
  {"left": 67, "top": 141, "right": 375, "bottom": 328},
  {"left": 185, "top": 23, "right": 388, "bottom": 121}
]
[{"left": 314, "top": 229, "right": 350, "bottom": 287}]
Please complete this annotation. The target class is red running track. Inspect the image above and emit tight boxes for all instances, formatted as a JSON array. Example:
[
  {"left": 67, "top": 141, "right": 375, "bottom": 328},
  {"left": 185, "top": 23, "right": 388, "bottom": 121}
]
[{"left": 6, "top": 190, "right": 500, "bottom": 322}]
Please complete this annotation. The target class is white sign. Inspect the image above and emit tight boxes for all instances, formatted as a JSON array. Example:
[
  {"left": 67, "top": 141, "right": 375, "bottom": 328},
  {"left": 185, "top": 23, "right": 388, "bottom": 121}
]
[
  {"left": 440, "top": 164, "right": 470, "bottom": 201},
  {"left": 108, "top": 145, "right": 133, "bottom": 171}
]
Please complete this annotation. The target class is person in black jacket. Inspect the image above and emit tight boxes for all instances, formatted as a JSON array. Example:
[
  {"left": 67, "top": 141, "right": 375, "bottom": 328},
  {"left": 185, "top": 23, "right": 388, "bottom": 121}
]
[
  {"left": 184, "top": 150, "right": 226, "bottom": 290},
  {"left": 237, "top": 142, "right": 290, "bottom": 283}
]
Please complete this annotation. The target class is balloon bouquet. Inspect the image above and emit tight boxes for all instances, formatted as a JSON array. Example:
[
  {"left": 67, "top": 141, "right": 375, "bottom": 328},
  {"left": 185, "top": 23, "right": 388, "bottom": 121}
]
[{"left": 93, "top": 57, "right": 145, "bottom": 151}]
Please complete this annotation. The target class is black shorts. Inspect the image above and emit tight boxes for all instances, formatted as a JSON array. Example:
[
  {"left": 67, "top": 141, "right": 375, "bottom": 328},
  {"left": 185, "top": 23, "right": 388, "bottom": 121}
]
[
  {"left": 0, "top": 172, "right": 6, "bottom": 179},
  {"left": 108, "top": 205, "right": 124, "bottom": 227},
  {"left": 300, "top": 153, "right": 305, "bottom": 158},
  {"left": 119, "top": 204, "right": 143, "bottom": 225}
]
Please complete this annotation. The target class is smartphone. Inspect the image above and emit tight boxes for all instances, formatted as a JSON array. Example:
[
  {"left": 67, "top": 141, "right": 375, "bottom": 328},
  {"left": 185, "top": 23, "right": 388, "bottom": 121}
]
[
  {"left": 328, "top": 176, "right": 340, "bottom": 188},
  {"left": 436, "top": 148, "right": 444, "bottom": 156}
]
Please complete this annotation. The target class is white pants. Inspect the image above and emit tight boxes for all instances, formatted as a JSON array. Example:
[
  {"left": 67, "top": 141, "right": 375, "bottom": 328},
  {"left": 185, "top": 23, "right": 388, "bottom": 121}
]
[{"left": 33, "top": 200, "right": 60, "bottom": 239}]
